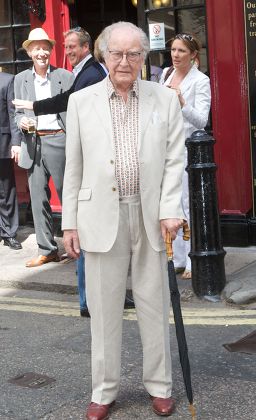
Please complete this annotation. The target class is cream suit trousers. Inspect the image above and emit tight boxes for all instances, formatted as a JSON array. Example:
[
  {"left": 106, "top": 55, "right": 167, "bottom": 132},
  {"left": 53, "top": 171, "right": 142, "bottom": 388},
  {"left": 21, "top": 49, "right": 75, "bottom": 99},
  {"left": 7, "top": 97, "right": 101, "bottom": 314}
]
[{"left": 85, "top": 195, "right": 172, "bottom": 404}]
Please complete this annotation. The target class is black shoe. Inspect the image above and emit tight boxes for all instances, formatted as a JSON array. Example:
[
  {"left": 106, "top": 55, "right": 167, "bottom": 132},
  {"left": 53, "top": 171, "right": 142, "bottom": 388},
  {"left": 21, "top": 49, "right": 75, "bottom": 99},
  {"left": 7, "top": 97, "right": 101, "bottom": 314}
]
[
  {"left": 124, "top": 294, "right": 135, "bottom": 309},
  {"left": 80, "top": 308, "right": 90, "bottom": 318},
  {"left": 3, "top": 237, "right": 22, "bottom": 250}
]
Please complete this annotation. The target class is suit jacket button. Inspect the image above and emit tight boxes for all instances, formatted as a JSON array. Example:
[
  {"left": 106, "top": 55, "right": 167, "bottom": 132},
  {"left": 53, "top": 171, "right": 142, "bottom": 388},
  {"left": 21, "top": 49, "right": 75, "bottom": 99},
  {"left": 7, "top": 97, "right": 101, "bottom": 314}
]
[{"left": 112, "top": 187, "right": 116, "bottom": 191}]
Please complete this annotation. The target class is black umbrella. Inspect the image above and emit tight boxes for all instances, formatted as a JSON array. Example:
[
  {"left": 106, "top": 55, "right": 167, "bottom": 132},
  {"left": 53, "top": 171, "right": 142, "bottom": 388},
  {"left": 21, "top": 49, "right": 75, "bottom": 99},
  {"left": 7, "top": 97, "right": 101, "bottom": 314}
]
[{"left": 166, "top": 225, "right": 196, "bottom": 419}]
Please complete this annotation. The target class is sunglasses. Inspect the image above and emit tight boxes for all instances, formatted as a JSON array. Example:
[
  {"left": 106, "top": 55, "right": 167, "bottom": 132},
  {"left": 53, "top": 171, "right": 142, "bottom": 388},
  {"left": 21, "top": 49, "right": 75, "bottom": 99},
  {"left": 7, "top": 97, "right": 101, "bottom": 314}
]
[
  {"left": 175, "top": 33, "right": 193, "bottom": 42},
  {"left": 71, "top": 26, "right": 89, "bottom": 35}
]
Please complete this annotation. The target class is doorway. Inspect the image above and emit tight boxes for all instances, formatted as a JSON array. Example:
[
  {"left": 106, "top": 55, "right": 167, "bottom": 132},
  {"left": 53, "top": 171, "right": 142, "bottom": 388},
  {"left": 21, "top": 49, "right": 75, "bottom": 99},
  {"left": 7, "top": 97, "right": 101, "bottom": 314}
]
[{"left": 69, "top": 0, "right": 138, "bottom": 44}]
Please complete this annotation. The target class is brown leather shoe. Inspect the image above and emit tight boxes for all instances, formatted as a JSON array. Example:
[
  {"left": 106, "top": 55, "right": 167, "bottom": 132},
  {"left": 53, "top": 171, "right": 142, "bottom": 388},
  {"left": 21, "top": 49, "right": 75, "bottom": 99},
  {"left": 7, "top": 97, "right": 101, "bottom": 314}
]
[
  {"left": 26, "top": 253, "right": 60, "bottom": 267},
  {"left": 151, "top": 396, "right": 175, "bottom": 416},
  {"left": 86, "top": 401, "right": 115, "bottom": 420}
]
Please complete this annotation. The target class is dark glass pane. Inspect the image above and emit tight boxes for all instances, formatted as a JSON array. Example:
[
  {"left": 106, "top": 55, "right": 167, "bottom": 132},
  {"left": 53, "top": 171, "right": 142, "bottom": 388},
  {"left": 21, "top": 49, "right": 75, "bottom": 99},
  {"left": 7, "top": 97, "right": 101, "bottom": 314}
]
[
  {"left": 14, "top": 26, "right": 30, "bottom": 60},
  {"left": 13, "top": 0, "right": 30, "bottom": 24},
  {"left": 0, "top": 0, "right": 11, "bottom": 25},
  {"left": 0, "top": 63, "right": 15, "bottom": 74},
  {"left": 16, "top": 61, "right": 32, "bottom": 74},
  {"left": 0, "top": 28, "right": 13, "bottom": 61},
  {"left": 177, "top": 8, "right": 206, "bottom": 44},
  {"left": 177, "top": 8, "right": 207, "bottom": 73},
  {"left": 176, "top": 0, "right": 204, "bottom": 5}
]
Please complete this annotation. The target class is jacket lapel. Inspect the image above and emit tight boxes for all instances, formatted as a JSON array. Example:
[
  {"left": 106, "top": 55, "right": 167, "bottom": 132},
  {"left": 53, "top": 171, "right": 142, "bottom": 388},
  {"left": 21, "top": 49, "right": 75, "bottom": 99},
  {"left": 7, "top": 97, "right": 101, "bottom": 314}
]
[
  {"left": 24, "top": 69, "right": 36, "bottom": 102},
  {"left": 92, "top": 79, "right": 114, "bottom": 149},
  {"left": 48, "top": 66, "right": 63, "bottom": 97},
  {"left": 138, "top": 80, "right": 154, "bottom": 151},
  {"left": 180, "top": 65, "right": 197, "bottom": 95}
]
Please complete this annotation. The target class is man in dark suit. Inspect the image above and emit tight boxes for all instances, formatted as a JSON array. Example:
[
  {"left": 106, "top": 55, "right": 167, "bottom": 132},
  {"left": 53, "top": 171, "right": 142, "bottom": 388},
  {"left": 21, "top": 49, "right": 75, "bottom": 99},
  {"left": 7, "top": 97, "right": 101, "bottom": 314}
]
[
  {"left": 0, "top": 72, "right": 22, "bottom": 250},
  {"left": 14, "top": 28, "right": 74, "bottom": 267}
]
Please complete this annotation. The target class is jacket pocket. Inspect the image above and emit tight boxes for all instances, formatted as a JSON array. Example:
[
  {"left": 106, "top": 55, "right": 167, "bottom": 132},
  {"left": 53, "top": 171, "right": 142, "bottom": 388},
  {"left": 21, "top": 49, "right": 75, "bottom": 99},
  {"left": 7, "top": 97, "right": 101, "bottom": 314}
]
[{"left": 78, "top": 188, "right": 92, "bottom": 201}]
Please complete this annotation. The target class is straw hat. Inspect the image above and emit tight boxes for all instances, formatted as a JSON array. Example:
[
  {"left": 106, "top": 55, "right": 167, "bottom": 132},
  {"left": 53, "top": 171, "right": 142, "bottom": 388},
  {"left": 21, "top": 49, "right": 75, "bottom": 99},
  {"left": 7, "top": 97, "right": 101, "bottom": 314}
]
[{"left": 22, "top": 28, "right": 56, "bottom": 50}]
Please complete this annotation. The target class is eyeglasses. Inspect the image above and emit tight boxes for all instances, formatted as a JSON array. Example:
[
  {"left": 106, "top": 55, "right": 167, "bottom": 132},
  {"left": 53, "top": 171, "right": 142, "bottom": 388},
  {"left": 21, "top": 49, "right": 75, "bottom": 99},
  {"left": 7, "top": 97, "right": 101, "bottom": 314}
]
[
  {"left": 107, "top": 50, "right": 143, "bottom": 63},
  {"left": 175, "top": 34, "right": 193, "bottom": 42}
]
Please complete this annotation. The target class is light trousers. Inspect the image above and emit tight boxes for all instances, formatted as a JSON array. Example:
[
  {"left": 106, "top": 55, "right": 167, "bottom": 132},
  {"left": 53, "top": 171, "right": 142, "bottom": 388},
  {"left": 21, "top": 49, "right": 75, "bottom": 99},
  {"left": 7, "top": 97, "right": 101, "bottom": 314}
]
[
  {"left": 173, "top": 168, "right": 191, "bottom": 271},
  {"left": 85, "top": 195, "right": 172, "bottom": 404}
]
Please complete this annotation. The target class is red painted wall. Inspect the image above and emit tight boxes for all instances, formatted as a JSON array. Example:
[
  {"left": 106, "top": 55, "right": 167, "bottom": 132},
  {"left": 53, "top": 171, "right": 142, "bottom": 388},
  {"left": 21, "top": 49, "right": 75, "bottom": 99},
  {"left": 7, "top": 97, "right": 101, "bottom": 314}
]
[
  {"left": 29, "top": 0, "right": 71, "bottom": 68},
  {"left": 206, "top": 0, "right": 252, "bottom": 215},
  {"left": 26, "top": 0, "right": 71, "bottom": 212}
]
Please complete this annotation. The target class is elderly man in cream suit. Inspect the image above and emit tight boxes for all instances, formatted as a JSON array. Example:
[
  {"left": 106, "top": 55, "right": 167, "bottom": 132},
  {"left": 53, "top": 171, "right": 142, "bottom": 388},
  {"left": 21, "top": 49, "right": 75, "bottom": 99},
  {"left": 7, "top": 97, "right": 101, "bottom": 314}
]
[{"left": 62, "top": 22, "right": 185, "bottom": 420}]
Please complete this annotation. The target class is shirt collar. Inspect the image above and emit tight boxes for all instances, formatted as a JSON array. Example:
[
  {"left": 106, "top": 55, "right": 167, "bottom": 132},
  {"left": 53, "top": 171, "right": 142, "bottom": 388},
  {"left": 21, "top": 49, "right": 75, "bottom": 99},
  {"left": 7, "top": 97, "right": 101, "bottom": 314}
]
[
  {"left": 73, "top": 53, "right": 92, "bottom": 77},
  {"left": 32, "top": 66, "right": 50, "bottom": 84},
  {"left": 107, "top": 75, "right": 139, "bottom": 99}
]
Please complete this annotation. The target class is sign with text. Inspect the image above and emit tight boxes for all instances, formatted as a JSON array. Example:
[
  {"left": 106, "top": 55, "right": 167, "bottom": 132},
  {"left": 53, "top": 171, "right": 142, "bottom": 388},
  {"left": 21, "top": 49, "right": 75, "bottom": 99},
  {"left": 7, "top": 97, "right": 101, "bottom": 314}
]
[
  {"left": 149, "top": 23, "right": 165, "bottom": 50},
  {"left": 244, "top": 0, "right": 256, "bottom": 212}
]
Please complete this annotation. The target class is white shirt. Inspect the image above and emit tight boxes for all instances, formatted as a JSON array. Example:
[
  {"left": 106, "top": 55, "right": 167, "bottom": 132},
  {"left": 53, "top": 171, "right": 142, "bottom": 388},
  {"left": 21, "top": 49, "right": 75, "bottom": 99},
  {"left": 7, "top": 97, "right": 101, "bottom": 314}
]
[
  {"left": 72, "top": 53, "right": 92, "bottom": 78},
  {"left": 33, "top": 67, "right": 61, "bottom": 130}
]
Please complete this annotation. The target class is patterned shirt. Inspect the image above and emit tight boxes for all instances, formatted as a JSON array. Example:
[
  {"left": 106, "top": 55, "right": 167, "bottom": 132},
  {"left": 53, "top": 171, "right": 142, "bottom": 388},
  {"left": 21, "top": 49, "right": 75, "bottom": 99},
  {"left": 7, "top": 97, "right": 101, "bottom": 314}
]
[{"left": 107, "top": 77, "right": 140, "bottom": 197}]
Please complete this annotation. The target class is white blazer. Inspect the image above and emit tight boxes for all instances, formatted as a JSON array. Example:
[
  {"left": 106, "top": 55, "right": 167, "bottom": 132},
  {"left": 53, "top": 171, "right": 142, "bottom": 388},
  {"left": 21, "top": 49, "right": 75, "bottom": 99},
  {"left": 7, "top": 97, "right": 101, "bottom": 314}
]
[
  {"left": 160, "top": 64, "right": 211, "bottom": 138},
  {"left": 62, "top": 78, "right": 185, "bottom": 252}
]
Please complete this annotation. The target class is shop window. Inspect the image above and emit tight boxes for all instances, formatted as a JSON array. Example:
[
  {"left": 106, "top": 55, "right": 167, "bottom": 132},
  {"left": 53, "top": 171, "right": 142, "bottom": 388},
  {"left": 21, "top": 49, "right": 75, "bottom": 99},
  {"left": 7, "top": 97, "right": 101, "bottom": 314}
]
[
  {"left": 142, "top": 0, "right": 210, "bottom": 129},
  {"left": 0, "top": 0, "right": 31, "bottom": 74},
  {"left": 145, "top": 0, "right": 207, "bottom": 78}
]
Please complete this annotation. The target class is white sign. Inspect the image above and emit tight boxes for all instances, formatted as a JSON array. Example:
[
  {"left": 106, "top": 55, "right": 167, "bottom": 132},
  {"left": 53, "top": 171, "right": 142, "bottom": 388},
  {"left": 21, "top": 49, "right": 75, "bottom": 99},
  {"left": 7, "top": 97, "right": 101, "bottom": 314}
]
[{"left": 149, "top": 23, "right": 165, "bottom": 50}]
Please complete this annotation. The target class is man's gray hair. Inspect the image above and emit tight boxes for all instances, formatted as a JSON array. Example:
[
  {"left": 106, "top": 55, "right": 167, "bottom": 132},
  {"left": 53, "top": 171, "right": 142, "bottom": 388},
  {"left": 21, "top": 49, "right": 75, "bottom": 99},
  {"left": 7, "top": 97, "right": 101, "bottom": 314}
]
[
  {"left": 98, "top": 21, "right": 150, "bottom": 60},
  {"left": 64, "top": 27, "right": 92, "bottom": 50}
]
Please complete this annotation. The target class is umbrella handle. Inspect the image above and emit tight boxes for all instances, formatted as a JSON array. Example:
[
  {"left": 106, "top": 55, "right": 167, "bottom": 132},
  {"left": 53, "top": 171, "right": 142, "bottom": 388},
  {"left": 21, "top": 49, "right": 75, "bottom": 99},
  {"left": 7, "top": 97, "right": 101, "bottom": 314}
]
[
  {"left": 183, "top": 221, "right": 190, "bottom": 241},
  {"left": 165, "top": 221, "right": 190, "bottom": 259},
  {"left": 165, "top": 231, "right": 173, "bottom": 259}
]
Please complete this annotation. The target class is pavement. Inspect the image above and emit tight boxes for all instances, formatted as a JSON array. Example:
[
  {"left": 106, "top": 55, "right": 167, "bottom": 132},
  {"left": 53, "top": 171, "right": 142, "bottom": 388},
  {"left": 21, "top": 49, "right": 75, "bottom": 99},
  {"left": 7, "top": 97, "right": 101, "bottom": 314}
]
[
  {"left": 0, "top": 225, "right": 256, "bottom": 420},
  {"left": 0, "top": 224, "right": 256, "bottom": 307}
]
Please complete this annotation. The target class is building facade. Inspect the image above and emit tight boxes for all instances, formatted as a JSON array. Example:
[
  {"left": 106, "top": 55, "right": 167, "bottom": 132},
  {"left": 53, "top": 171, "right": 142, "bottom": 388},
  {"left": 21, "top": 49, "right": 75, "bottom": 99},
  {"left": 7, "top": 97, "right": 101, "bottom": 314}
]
[{"left": 0, "top": 0, "right": 255, "bottom": 245}]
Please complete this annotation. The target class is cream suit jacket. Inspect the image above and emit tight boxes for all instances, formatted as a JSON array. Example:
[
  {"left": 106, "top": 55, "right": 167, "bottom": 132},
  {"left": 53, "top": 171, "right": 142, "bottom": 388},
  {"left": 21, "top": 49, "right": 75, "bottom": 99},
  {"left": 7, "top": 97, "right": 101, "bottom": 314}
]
[{"left": 62, "top": 78, "right": 185, "bottom": 252}]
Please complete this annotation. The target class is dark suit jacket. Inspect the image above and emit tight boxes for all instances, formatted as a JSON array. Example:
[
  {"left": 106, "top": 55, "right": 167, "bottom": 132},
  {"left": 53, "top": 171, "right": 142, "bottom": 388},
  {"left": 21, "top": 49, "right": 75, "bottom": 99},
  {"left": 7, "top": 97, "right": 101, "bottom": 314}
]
[
  {"left": 0, "top": 73, "right": 22, "bottom": 159},
  {"left": 33, "top": 57, "right": 107, "bottom": 116}
]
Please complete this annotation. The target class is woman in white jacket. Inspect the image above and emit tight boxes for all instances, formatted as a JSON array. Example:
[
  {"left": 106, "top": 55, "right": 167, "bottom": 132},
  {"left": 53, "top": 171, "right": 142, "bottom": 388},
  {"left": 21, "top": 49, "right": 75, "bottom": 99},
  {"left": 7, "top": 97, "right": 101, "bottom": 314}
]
[{"left": 160, "top": 33, "right": 211, "bottom": 279}]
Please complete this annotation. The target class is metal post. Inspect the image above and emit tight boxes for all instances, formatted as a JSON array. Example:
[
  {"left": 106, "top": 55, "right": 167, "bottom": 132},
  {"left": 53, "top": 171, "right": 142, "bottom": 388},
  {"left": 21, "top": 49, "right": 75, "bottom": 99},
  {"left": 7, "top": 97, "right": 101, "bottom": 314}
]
[{"left": 185, "top": 130, "right": 226, "bottom": 301}]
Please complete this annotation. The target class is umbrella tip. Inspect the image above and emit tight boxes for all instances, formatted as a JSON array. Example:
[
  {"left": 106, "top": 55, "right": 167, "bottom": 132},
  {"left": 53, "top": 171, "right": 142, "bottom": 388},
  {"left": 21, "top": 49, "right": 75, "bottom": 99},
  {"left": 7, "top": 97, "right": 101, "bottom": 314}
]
[{"left": 189, "top": 403, "right": 196, "bottom": 419}]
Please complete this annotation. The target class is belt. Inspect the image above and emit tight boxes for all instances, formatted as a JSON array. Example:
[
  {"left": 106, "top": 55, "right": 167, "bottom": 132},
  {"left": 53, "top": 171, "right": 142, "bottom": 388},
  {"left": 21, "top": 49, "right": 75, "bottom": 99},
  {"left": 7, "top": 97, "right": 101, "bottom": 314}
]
[{"left": 36, "top": 129, "right": 64, "bottom": 136}]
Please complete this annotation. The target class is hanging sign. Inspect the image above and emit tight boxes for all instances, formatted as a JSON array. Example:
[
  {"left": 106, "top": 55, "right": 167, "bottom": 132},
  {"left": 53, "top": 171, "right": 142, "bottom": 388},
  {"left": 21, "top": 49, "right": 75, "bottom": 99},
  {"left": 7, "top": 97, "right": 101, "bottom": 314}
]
[
  {"left": 244, "top": 0, "right": 256, "bottom": 213},
  {"left": 149, "top": 23, "right": 165, "bottom": 50}
]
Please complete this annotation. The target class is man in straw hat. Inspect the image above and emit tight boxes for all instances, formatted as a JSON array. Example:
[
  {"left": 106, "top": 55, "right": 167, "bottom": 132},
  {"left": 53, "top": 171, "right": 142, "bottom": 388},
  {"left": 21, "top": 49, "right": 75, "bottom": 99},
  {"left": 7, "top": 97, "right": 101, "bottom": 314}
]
[
  {"left": 14, "top": 28, "right": 74, "bottom": 267},
  {"left": 13, "top": 26, "right": 107, "bottom": 315}
]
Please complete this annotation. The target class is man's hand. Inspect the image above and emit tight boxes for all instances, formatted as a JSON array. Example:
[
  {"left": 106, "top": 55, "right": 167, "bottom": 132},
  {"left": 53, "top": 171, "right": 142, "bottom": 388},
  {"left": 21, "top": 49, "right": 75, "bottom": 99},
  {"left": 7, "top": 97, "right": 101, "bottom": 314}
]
[
  {"left": 13, "top": 99, "right": 34, "bottom": 110},
  {"left": 63, "top": 229, "right": 80, "bottom": 259},
  {"left": 11, "top": 146, "right": 21, "bottom": 163},
  {"left": 160, "top": 218, "right": 184, "bottom": 242},
  {"left": 19, "top": 116, "right": 32, "bottom": 131}
]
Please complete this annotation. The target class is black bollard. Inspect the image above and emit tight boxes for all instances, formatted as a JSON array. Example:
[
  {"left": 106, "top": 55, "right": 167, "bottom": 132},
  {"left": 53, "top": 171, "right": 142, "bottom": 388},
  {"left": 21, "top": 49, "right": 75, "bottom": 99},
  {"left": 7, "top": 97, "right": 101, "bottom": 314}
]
[{"left": 185, "top": 130, "right": 226, "bottom": 300}]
